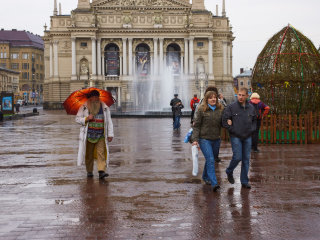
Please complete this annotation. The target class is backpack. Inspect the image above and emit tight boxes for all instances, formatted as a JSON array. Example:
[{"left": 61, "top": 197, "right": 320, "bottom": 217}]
[{"left": 193, "top": 99, "right": 200, "bottom": 109}]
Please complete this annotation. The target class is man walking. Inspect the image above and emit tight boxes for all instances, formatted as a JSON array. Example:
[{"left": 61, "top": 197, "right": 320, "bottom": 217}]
[
  {"left": 76, "top": 90, "right": 114, "bottom": 179},
  {"left": 190, "top": 94, "right": 200, "bottom": 124},
  {"left": 170, "top": 94, "right": 184, "bottom": 130},
  {"left": 222, "top": 87, "right": 257, "bottom": 189}
]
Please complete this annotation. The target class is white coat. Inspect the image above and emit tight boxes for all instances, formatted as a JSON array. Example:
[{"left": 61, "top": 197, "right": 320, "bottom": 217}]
[{"left": 75, "top": 101, "right": 114, "bottom": 167}]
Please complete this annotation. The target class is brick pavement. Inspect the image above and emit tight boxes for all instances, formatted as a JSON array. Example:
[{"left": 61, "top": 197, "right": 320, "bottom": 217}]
[{"left": 0, "top": 112, "right": 319, "bottom": 239}]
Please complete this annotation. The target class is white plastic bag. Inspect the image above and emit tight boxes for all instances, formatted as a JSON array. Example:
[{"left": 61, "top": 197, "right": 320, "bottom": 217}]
[{"left": 191, "top": 145, "right": 199, "bottom": 176}]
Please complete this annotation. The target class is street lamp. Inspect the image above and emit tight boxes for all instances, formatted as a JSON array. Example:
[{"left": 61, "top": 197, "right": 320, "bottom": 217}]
[{"left": 195, "top": 72, "right": 208, "bottom": 99}]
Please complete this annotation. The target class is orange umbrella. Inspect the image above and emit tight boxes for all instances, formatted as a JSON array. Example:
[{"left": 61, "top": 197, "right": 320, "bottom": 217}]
[{"left": 63, "top": 87, "right": 115, "bottom": 115}]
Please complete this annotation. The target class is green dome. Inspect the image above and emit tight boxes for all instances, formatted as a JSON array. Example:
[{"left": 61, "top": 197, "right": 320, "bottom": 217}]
[{"left": 252, "top": 25, "right": 320, "bottom": 114}]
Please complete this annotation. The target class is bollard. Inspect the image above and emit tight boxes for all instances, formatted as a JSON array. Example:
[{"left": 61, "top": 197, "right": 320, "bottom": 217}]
[
  {"left": 33, "top": 108, "right": 38, "bottom": 113},
  {"left": 0, "top": 112, "right": 3, "bottom": 121}
]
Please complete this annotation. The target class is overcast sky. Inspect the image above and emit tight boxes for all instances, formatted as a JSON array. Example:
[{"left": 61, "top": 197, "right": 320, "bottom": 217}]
[{"left": 1, "top": 0, "right": 319, "bottom": 76}]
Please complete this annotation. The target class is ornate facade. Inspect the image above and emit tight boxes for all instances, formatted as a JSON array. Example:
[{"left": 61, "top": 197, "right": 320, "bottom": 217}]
[{"left": 43, "top": 0, "right": 234, "bottom": 110}]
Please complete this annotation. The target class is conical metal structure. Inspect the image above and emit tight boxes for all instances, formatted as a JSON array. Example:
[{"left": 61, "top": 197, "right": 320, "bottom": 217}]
[{"left": 252, "top": 25, "right": 320, "bottom": 114}]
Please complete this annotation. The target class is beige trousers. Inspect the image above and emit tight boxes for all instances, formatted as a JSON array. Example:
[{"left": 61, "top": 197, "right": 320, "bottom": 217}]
[{"left": 85, "top": 138, "right": 106, "bottom": 172}]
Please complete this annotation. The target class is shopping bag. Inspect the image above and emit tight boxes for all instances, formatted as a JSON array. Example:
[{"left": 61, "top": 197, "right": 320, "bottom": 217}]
[
  {"left": 191, "top": 145, "right": 199, "bottom": 176},
  {"left": 184, "top": 128, "right": 193, "bottom": 143}
]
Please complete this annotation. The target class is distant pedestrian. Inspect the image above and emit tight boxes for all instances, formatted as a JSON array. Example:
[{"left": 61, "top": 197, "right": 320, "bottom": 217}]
[
  {"left": 15, "top": 103, "right": 20, "bottom": 113},
  {"left": 76, "top": 90, "right": 114, "bottom": 179},
  {"left": 190, "top": 94, "right": 200, "bottom": 124},
  {"left": 170, "top": 94, "right": 184, "bottom": 130},
  {"left": 249, "top": 92, "right": 270, "bottom": 153},
  {"left": 192, "top": 91, "right": 224, "bottom": 192},
  {"left": 222, "top": 87, "right": 257, "bottom": 189},
  {"left": 170, "top": 94, "right": 180, "bottom": 123}
]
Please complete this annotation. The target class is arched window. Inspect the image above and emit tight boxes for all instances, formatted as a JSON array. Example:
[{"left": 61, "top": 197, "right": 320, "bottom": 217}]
[
  {"left": 105, "top": 43, "right": 120, "bottom": 76},
  {"left": 135, "top": 43, "right": 150, "bottom": 76},
  {"left": 166, "top": 43, "right": 181, "bottom": 75},
  {"left": 196, "top": 58, "right": 205, "bottom": 74},
  {"left": 80, "top": 58, "right": 89, "bottom": 76}
]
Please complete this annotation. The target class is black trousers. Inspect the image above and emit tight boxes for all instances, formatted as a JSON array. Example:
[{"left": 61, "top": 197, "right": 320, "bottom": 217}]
[
  {"left": 191, "top": 110, "right": 195, "bottom": 122},
  {"left": 252, "top": 119, "right": 261, "bottom": 150}
]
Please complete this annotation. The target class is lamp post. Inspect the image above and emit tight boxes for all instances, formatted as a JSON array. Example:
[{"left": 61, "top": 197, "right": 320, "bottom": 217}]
[
  {"left": 195, "top": 72, "right": 208, "bottom": 99},
  {"left": 89, "top": 74, "right": 93, "bottom": 87}
]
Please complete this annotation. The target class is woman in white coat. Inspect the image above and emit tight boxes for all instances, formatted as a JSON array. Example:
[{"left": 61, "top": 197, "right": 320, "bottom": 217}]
[{"left": 75, "top": 90, "right": 114, "bottom": 179}]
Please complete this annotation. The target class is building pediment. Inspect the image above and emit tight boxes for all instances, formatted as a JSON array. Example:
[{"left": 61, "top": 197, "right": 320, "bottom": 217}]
[{"left": 92, "top": 0, "right": 190, "bottom": 9}]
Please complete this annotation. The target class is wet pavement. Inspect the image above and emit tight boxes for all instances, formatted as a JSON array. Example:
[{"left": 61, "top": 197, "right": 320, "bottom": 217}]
[{"left": 0, "top": 110, "right": 319, "bottom": 240}]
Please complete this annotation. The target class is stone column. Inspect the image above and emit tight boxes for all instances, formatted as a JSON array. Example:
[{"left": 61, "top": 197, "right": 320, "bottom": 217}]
[
  {"left": 97, "top": 38, "right": 101, "bottom": 76},
  {"left": 208, "top": 37, "right": 213, "bottom": 75},
  {"left": 122, "top": 38, "right": 127, "bottom": 75},
  {"left": 128, "top": 38, "right": 133, "bottom": 75},
  {"left": 150, "top": 56, "right": 154, "bottom": 76},
  {"left": 91, "top": 38, "right": 97, "bottom": 76},
  {"left": 71, "top": 38, "right": 76, "bottom": 79},
  {"left": 117, "top": 87, "right": 121, "bottom": 107},
  {"left": 53, "top": 41, "right": 59, "bottom": 77},
  {"left": 159, "top": 38, "right": 164, "bottom": 73},
  {"left": 102, "top": 56, "right": 105, "bottom": 77},
  {"left": 180, "top": 55, "right": 184, "bottom": 75},
  {"left": 227, "top": 43, "right": 231, "bottom": 75},
  {"left": 189, "top": 37, "right": 194, "bottom": 74},
  {"left": 184, "top": 38, "right": 189, "bottom": 75},
  {"left": 120, "top": 56, "right": 122, "bottom": 76},
  {"left": 223, "top": 41, "right": 227, "bottom": 75},
  {"left": 49, "top": 42, "right": 53, "bottom": 77},
  {"left": 153, "top": 38, "right": 158, "bottom": 75}
]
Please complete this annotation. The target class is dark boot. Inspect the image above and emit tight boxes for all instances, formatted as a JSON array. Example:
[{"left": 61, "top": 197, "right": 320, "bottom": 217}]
[{"left": 98, "top": 171, "right": 109, "bottom": 179}]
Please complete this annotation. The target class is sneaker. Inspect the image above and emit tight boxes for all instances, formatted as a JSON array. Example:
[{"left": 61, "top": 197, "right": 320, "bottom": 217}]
[
  {"left": 87, "top": 172, "right": 93, "bottom": 178},
  {"left": 227, "top": 173, "right": 235, "bottom": 184},
  {"left": 212, "top": 184, "right": 221, "bottom": 192},
  {"left": 241, "top": 183, "right": 251, "bottom": 189},
  {"left": 98, "top": 171, "right": 109, "bottom": 179}
]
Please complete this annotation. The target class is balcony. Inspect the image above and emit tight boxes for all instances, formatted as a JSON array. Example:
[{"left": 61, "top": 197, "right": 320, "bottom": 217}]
[{"left": 105, "top": 76, "right": 119, "bottom": 81}]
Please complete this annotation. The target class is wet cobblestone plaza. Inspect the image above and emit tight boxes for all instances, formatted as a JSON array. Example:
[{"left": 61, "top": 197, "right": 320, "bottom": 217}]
[{"left": 0, "top": 110, "right": 320, "bottom": 239}]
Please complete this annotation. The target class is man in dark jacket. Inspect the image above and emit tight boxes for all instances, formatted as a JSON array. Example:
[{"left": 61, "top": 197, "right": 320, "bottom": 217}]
[
  {"left": 222, "top": 87, "right": 257, "bottom": 189},
  {"left": 170, "top": 94, "right": 184, "bottom": 129}
]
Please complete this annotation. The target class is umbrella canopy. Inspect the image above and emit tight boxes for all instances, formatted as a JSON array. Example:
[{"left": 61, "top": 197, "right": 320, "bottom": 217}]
[{"left": 63, "top": 87, "right": 115, "bottom": 115}]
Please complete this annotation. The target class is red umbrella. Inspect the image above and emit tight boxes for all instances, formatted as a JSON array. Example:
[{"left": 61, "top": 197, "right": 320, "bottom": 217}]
[{"left": 63, "top": 87, "right": 115, "bottom": 115}]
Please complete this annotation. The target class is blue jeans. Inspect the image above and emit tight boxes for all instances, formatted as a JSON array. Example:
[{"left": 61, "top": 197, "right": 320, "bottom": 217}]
[
  {"left": 226, "top": 137, "right": 252, "bottom": 184},
  {"left": 173, "top": 115, "right": 181, "bottom": 129},
  {"left": 199, "top": 138, "right": 220, "bottom": 186},
  {"left": 215, "top": 139, "right": 221, "bottom": 159}
]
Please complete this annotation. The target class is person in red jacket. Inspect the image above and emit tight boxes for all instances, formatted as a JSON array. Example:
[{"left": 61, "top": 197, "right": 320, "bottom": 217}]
[{"left": 190, "top": 94, "right": 200, "bottom": 124}]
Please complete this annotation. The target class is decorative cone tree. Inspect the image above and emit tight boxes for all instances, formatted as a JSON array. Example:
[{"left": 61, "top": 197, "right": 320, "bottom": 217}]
[{"left": 252, "top": 25, "right": 320, "bottom": 115}]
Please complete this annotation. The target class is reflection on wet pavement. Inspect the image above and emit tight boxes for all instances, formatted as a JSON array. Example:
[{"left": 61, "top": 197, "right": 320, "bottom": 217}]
[{"left": 0, "top": 110, "right": 319, "bottom": 239}]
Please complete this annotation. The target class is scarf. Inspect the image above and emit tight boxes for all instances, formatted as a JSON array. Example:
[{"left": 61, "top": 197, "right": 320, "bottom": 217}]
[{"left": 208, "top": 104, "right": 216, "bottom": 112}]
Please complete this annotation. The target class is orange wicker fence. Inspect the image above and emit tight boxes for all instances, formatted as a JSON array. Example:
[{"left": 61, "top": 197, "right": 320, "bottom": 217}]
[{"left": 221, "top": 112, "right": 320, "bottom": 144}]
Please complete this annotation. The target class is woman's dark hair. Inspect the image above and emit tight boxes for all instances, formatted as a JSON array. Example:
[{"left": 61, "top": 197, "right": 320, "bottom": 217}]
[
  {"left": 204, "top": 86, "right": 218, "bottom": 95},
  {"left": 87, "top": 90, "right": 100, "bottom": 98}
]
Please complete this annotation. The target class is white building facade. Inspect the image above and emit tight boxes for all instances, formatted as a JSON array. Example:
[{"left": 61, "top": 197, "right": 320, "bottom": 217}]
[{"left": 43, "top": 0, "right": 234, "bottom": 110}]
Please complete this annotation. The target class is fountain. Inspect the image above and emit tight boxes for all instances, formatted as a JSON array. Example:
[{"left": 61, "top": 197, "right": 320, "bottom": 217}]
[{"left": 129, "top": 48, "right": 191, "bottom": 116}]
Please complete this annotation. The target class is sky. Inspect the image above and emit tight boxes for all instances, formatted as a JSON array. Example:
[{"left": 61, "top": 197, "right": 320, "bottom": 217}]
[{"left": 1, "top": 0, "right": 319, "bottom": 76}]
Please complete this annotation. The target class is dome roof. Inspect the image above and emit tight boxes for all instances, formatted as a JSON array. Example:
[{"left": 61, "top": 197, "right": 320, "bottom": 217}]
[{"left": 252, "top": 25, "right": 320, "bottom": 114}]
